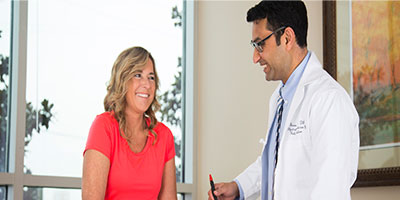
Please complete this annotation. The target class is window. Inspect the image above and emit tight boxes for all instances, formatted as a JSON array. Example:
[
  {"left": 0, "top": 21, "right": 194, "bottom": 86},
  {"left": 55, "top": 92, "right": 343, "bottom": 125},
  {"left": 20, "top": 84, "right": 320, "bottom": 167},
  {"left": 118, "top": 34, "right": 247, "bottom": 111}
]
[
  {"left": 0, "top": 0, "right": 195, "bottom": 199},
  {"left": 25, "top": 0, "right": 184, "bottom": 178},
  {"left": 0, "top": 186, "right": 6, "bottom": 200},
  {"left": 23, "top": 187, "right": 80, "bottom": 200}
]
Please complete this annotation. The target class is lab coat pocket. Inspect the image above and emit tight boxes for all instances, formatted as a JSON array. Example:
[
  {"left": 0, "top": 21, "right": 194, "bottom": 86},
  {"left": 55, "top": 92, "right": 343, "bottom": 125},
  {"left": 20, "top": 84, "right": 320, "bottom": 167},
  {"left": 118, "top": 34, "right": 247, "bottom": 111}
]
[
  {"left": 285, "top": 119, "right": 311, "bottom": 149},
  {"left": 287, "top": 119, "right": 307, "bottom": 136}
]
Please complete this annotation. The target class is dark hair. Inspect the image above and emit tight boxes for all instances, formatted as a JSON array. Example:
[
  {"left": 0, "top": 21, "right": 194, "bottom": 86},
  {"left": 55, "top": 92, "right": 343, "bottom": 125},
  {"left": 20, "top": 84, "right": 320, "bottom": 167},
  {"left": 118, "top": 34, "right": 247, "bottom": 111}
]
[{"left": 246, "top": 0, "right": 308, "bottom": 48}]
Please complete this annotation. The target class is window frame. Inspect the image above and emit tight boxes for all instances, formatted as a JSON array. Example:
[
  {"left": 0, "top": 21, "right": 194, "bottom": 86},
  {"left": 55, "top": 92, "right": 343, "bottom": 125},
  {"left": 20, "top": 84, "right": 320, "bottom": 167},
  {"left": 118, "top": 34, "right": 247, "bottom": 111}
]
[{"left": 0, "top": 0, "right": 197, "bottom": 199}]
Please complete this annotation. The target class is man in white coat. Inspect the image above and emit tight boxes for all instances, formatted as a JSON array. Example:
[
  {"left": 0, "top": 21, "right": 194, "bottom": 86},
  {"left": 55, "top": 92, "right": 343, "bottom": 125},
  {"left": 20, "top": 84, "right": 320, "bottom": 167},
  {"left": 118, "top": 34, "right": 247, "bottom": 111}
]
[{"left": 208, "top": 1, "right": 359, "bottom": 200}]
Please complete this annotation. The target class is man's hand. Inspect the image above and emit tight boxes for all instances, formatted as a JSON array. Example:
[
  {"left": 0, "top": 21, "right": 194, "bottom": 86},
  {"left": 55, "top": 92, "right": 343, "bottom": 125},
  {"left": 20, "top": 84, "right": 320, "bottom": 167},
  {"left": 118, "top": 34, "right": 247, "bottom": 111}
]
[{"left": 207, "top": 181, "right": 239, "bottom": 200}]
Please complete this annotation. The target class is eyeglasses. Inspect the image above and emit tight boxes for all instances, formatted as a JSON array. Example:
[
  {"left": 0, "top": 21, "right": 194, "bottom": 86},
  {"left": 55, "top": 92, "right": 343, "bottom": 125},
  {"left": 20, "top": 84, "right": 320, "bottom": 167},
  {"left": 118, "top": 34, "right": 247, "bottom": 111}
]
[{"left": 250, "top": 26, "right": 287, "bottom": 52}]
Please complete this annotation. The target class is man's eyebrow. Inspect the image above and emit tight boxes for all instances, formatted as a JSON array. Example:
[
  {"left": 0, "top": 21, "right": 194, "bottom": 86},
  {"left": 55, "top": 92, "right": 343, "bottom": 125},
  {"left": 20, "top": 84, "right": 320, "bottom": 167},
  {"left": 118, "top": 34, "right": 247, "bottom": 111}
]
[{"left": 252, "top": 37, "right": 261, "bottom": 43}]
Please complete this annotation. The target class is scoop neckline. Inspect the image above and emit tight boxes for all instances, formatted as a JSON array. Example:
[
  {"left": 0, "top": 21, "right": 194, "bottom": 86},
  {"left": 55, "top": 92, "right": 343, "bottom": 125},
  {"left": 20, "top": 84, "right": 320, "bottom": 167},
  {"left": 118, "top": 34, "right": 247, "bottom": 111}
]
[{"left": 121, "top": 130, "right": 153, "bottom": 156}]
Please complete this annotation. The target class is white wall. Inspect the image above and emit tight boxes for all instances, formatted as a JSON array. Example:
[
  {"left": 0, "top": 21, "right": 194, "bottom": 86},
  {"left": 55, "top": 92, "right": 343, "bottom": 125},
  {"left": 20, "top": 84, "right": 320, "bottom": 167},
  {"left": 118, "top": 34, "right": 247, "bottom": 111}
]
[
  {"left": 197, "top": 1, "right": 271, "bottom": 199},
  {"left": 195, "top": 0, "right": 400, "bottom": 199}
]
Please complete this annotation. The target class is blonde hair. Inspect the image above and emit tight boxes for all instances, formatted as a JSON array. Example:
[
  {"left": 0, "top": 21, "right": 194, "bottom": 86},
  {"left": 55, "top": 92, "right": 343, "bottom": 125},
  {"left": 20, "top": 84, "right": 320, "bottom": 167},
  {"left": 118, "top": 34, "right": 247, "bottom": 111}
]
[{"left": 104, "top": 46, "right": 160, "bottom": 143}]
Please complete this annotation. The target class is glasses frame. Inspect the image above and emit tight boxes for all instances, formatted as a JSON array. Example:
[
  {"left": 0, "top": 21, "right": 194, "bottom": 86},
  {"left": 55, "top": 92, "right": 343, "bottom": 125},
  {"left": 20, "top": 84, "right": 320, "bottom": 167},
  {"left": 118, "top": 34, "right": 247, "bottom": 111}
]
[{"left": 251, "top": 26, "right": 287, "bottom": 52}]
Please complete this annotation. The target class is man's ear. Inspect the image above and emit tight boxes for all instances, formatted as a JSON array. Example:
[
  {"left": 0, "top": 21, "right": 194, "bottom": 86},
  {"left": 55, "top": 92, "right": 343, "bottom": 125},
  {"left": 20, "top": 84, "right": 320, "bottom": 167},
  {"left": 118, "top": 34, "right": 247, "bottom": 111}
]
[{"left": 282, "top": 27, "right": 296, "bottom": 50}]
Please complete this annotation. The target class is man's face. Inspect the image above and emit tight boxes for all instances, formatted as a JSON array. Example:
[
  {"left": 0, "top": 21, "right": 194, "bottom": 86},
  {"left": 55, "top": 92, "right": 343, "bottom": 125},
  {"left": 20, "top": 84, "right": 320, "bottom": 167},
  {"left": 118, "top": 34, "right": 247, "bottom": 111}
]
[{"left": 251, "top": 18, "right": 290, "bottom": 82}]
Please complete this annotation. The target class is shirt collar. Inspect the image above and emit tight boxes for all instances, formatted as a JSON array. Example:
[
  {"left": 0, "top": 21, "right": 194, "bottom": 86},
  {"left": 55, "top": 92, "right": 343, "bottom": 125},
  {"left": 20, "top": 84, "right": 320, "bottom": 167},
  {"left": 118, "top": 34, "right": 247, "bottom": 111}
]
[{"left": 280, "top": 51, "right": 311, "bottom": 102}]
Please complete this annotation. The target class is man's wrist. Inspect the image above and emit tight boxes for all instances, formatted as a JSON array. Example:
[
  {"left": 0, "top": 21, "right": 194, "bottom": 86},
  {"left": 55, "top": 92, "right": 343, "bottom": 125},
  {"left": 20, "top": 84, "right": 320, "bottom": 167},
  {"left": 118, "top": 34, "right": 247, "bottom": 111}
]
[{"left": 233, "top": 179, "right": 244, "bottom": 200}]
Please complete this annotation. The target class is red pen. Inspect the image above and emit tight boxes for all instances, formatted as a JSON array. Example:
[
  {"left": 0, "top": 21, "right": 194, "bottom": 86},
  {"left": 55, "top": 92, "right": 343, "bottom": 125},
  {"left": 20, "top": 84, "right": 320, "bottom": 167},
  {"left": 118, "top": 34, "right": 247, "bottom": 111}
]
[{"left": 209, "top": 174, "right": 218, "bottom": 200}]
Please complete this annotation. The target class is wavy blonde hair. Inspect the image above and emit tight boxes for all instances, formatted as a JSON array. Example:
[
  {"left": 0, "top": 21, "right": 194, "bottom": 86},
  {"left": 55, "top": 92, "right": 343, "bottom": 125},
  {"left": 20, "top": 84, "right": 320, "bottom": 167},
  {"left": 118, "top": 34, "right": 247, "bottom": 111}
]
[{"left": 104, "top": 46, "right": 160, "bottom": 143}]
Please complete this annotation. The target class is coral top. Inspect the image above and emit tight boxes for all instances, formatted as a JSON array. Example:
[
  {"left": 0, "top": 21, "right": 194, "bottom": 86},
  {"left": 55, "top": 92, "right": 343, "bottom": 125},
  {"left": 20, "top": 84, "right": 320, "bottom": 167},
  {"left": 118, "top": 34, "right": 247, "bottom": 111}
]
[{"left": 84, "top": 112, "right": 175, "bottom": 200}]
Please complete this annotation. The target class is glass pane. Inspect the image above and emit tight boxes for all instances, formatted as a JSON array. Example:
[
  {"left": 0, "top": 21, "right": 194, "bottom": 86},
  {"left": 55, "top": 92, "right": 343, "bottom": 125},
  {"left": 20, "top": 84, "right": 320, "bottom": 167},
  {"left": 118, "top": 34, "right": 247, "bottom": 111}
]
[
  {"left": 0, "top": 0, "right": 11, "bottom": 173},
  {"left": 24, "top": 0, "right": 184, "bottom": 179},
  {"left": 0, "top": 186, "right": 6, "bottom": 200},
  {"left": 23, "top": 187, "right": 80, "bottom": 200},
  {"left": 157, "top": 0, "right": 185, "bottom": 183}
]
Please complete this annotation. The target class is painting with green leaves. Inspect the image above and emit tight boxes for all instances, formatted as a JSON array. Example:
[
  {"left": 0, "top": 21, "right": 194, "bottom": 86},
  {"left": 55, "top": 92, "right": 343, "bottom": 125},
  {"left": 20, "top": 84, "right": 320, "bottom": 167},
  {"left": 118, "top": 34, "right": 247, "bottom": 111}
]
[{"left": 352, "top": 1, "right": 400, "bottom": 147}]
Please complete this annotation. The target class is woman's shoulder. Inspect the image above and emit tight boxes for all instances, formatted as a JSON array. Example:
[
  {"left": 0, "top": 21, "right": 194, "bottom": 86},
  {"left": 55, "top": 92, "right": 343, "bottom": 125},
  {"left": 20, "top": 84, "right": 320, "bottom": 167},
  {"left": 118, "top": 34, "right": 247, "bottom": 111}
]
[
  {"left": 95, "top": 111, "right": 117, "bottom": 123},
  {"left": 91, "top": 111, "right": 119, "bottom": 129},
  {"left": 154, "top": 121, "right": 171, "bottom": 133},
  {"left": 153, "top": 121, "right": 173, "bottom": 139}
]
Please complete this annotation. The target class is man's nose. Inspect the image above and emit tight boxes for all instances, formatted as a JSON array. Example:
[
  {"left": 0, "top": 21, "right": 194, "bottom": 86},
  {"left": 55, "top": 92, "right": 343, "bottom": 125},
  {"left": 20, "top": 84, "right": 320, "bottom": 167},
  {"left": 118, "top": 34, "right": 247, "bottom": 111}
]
[{"left": 253, "top": 49, "right": 261, "bottom": 64}]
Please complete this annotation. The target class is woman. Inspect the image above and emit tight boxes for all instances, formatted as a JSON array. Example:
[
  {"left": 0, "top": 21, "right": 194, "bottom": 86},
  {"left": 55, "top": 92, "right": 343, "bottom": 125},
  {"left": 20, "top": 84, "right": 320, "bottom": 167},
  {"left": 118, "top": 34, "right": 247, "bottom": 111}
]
[{"left": 82, "top": 46, "right": 177, "bottom": 200}]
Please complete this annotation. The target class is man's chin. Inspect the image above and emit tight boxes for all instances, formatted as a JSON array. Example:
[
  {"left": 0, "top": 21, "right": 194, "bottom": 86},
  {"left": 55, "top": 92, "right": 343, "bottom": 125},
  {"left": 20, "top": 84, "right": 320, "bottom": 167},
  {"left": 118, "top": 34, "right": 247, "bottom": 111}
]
[{"left": 264, "top": 74, "right": 277, "bottom": 82}]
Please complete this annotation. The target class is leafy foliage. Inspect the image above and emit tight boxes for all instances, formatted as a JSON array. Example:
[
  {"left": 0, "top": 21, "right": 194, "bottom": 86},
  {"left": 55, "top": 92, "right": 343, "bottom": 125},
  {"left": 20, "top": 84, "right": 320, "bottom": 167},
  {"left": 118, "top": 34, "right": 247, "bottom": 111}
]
[
  {"left": 159, "top": 57, "right": 182, "bottom": 127},
  {"left": 354, "top": 81, "right": 400, "bottom": 146},
  {"left": 25, "top": 100, "right": 54, "bottom": 147},
  {"left": 172, "top": 6, "right": 182, "bottom": 27},
  {"left": 157, "top": 5, "right": 184, "bottom": 182}
]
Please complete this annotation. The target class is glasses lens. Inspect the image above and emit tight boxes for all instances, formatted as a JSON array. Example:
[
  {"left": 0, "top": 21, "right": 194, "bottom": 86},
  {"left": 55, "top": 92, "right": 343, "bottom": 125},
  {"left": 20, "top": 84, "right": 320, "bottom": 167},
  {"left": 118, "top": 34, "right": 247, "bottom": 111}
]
[
  {"left": 251, "top": 41, "right": 262, "bottom": 52},
  {"left": 257, "top": 44, "right": 262, "bottom": 52}
]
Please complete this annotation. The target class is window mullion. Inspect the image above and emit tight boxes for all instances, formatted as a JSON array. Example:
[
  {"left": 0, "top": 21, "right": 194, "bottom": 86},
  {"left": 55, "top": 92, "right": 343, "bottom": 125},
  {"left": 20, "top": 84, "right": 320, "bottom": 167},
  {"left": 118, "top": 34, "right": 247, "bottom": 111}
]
[
  {"left": 22, "top": 175, "right": 81, "bottom": 188},
  {"left": 0, "top": 173, "right": 14, "bottom": 185},
  {"left": 8, "top": 0, "right": 28, "bottom": 199},
  {"left": 183, "top": 0, "right": 197, "bottom": 199}
]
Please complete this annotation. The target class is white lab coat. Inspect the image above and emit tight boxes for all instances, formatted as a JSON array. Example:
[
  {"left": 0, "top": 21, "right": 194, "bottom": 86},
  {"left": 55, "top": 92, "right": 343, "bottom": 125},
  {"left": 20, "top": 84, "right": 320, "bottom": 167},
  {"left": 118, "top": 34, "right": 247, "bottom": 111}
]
[{"left": 236, "top": 52, "right": 360, "bottom": 200}]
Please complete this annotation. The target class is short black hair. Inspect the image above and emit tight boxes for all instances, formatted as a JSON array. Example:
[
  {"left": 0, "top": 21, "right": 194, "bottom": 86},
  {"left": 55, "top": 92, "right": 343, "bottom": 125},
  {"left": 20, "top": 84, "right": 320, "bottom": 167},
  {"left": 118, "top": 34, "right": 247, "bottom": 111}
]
[{"left": 247, "top": 0, "right": 308, "bottom": 47}]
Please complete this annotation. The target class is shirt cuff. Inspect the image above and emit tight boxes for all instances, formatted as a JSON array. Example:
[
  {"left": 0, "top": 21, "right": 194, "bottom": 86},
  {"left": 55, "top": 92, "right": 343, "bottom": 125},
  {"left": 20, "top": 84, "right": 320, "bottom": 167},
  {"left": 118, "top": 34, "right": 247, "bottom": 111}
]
[{"left": 234, "top": 179, "right": 245, "bottom": 200}]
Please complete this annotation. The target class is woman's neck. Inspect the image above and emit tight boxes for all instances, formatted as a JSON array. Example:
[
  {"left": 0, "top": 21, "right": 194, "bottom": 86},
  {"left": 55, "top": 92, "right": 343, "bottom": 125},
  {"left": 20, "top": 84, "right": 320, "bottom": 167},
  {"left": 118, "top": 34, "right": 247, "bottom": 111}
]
[{"left": 125, "top": 111, "right": 146, "bottom": 136}]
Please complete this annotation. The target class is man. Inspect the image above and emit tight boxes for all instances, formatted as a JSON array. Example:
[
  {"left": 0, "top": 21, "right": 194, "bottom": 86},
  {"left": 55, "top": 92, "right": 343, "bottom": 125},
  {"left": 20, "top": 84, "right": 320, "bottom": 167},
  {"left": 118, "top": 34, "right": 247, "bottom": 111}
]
[{"left": 208, "top": 1, "right": 359, "bottom": 200}]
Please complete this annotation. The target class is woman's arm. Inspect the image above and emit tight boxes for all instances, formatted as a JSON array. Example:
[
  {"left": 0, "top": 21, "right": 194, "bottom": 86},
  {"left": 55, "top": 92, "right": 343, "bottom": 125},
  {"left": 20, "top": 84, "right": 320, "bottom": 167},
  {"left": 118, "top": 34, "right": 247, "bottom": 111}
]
[
  {"left": 158, "top": 157, "right": 177, "bottom": 200},
  {"left": 82, "top": 149, "right": 110, "bottom": 200}
]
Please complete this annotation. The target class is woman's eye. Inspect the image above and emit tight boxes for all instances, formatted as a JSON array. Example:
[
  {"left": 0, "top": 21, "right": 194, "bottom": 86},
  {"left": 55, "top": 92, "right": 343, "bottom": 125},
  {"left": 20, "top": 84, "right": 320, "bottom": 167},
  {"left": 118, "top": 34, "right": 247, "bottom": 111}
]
[
  {"left": 134, "top": 74, "right": 141, "bottom": 78},
  {"left": 149, "top": 76, "right": 155, "bottom": 81}
]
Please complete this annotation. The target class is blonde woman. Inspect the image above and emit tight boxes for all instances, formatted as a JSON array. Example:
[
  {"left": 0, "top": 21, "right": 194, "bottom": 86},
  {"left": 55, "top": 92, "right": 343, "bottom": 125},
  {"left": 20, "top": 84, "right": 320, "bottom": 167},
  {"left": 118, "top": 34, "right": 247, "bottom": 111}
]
[{"left": 82, "top": 46, "right": 177, "bottom": 200}]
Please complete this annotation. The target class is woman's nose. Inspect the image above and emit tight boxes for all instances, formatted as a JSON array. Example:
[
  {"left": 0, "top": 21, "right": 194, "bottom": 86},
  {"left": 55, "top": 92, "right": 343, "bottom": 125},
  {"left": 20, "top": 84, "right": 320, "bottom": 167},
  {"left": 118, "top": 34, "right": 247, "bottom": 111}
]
[{"left": 140, "top": 77, "right": 150, "bottom": 88}]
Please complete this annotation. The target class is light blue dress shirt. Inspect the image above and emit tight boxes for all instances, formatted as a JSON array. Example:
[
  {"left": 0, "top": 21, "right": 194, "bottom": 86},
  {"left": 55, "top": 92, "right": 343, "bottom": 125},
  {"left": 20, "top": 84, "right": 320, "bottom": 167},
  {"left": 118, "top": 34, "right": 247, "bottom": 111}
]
[{"left": 235, "top": 51, "right": 311, "bottom": 200}]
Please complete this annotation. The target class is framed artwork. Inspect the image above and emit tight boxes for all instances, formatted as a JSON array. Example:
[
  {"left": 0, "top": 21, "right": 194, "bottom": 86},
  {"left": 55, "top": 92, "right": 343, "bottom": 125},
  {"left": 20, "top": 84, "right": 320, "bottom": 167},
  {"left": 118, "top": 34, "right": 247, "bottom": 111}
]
[{"left": 323, "top": 1, "right": 400, "bottom": 187}]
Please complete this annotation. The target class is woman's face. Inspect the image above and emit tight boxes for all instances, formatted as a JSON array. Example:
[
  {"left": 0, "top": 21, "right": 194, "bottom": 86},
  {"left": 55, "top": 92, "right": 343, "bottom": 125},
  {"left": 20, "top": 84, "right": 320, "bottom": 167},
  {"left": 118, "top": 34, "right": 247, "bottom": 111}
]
[{"left": 125, "top": 59, "right": 156, "bottom": 116}]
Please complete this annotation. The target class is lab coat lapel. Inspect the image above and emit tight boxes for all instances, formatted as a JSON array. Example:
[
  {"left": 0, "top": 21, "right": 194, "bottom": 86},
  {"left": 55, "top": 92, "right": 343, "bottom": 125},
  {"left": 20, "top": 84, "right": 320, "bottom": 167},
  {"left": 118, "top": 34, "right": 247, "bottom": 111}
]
[{"left": 280, "top": 52, "right": 322, "bottom": 143}]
